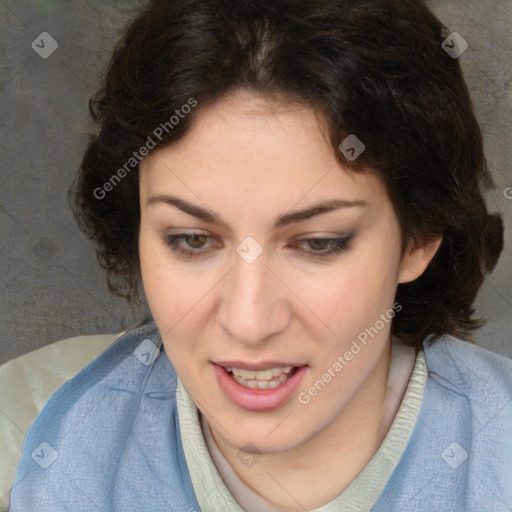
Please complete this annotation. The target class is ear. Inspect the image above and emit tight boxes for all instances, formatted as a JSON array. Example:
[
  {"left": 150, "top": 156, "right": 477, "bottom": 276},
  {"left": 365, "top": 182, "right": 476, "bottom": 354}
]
[{"left": 398, "top": 236, "right": 443, "bottom": 284}]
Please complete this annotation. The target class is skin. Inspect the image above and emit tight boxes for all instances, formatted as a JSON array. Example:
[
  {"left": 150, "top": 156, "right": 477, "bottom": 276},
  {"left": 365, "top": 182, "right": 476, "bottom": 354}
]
[{"left": 138, "top": 89, "right": 442, "bottom": 510}]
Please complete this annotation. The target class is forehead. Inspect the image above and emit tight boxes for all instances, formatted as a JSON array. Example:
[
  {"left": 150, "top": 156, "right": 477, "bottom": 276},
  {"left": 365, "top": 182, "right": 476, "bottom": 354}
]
[
  {"left": 144, "top": 90, "right": 331, "bottom": 163},
  {"left": 139, "top": 90, "right": 385, "bottom": 206}
]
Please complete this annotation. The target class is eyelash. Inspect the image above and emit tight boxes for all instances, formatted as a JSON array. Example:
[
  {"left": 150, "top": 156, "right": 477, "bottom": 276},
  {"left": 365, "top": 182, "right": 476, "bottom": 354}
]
[{"left": 163, "top": 233, "right": 354, "bottom": 260}]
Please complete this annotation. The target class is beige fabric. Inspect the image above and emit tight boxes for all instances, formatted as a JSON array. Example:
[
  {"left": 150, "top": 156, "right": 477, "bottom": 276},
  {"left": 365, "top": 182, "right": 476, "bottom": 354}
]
[
  {"left": 176, "top": 346, "right": 428, "bottom": 512},
  {"left": 0, "top": 332, "right": 123, "bottom": 512}
]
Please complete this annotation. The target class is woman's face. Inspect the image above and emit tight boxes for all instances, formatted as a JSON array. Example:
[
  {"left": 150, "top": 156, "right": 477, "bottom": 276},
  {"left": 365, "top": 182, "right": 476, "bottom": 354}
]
[{"left": 138, "top": 90, "right": 436, "bottom": 454}]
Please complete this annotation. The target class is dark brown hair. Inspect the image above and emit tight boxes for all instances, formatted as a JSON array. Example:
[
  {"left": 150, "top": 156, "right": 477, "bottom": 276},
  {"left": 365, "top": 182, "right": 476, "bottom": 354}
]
[{"left": 71, "top": 0, "right": 504, "bottom": 347}]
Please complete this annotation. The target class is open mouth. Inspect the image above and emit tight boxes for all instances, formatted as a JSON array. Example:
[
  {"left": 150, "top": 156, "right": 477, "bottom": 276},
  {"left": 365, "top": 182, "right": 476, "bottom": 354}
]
[
  {"left": 223, "top": 366, "right": 300, "bottom": 389},
  {"left": 213, "top": 362, "right": 309, "bottom": 411}
]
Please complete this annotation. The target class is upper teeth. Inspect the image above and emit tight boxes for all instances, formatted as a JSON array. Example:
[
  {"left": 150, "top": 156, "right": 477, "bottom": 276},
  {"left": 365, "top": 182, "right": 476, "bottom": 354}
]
[{"left": 226, "top": 366, "right": 294, "bottom": 380}]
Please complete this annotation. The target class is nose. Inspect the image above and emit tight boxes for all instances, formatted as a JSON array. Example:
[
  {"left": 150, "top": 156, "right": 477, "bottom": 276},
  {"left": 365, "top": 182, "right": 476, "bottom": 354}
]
[{"left": 218, "top": 246, "right": 291, "bottom": 346}]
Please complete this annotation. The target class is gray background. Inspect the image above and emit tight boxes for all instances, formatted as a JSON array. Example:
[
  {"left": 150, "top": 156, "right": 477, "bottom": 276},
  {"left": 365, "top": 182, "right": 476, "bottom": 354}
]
[{"left": 1, "top": 0, "right": 511, "bottom": 365}]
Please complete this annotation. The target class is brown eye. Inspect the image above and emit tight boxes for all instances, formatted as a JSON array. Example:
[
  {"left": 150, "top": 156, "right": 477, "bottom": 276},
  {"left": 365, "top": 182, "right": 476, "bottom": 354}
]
[
  {"left": 185, "top": 234, "right": 208, "bottom": 248},
  {"left": 306, "top": 238, "right": 332, "bottom": 251},
  {"left": 293, "top": 235, "right": 355, "bottom": 259},
  {"left": 163, "top": 233, "right": 216, "bottom": 259}
]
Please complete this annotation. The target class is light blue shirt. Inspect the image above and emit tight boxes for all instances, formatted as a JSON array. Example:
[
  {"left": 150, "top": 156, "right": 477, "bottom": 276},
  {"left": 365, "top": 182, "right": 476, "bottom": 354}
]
[{"left": 9, "top": 321, "right": 512, "bottom": 511}]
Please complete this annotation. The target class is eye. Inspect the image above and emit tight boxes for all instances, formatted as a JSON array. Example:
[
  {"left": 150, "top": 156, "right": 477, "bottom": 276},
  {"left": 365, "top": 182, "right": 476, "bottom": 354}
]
[
  {"left": 162, "top": 233, "right": 355, "bottom": 260},
  {"left": 163, "top": 233, "right": 215, "bottom": 259},
  {"left": 292, "top": 234, "right": 354, "bottom": 260}
]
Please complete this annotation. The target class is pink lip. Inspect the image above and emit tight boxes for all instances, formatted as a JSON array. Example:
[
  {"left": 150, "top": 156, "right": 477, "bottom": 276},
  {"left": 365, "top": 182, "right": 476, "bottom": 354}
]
[
  {"left": 214, "top": 360, "right": 306, "bottom": 371},
  {"left": 213, "top": 363, "right": 308, "bottom": 412}
]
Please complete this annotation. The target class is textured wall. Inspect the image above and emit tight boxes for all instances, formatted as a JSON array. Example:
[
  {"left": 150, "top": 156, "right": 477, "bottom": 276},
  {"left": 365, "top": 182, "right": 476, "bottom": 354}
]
[{"left": 1, "top": 0, "right": 511, "bottom": 364}]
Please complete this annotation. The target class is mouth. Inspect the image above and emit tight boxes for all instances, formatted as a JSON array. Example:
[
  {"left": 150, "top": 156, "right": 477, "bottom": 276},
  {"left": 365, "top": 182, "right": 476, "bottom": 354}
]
[
  {"left": 223, "top": 365, "right": 300, "bottom": 389},
  {"left": 213, "top": 361, "right": 308, "bottom": 411}
]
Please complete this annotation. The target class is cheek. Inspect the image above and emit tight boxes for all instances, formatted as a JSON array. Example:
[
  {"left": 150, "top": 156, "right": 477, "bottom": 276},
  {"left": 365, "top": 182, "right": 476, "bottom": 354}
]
[
  {"left": 328, "top": 274, "right": 375, "bottom": 335},
  {"left": 317, "top": 256, "right": 399, "bottom": 339},
  {"left": 139, "top": 242, "right": 199, "bottom": 375},
  {"left": 139, "top": 231, "right": 189, "bottom": 325},
  {"left": 139, "top": 230, "right": 217, "bottom": 366}
]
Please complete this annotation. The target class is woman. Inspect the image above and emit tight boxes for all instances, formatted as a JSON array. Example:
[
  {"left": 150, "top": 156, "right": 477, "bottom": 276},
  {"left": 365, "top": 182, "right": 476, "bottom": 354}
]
[{"left": 8, "top": 0, "right": 512, "bottom": 510}]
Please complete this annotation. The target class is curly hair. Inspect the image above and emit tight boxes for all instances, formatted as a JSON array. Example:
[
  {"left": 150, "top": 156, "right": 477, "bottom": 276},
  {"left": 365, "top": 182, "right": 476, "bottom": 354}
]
[{"left": 70, "top": 0, "right": 504, "bottom": 348}]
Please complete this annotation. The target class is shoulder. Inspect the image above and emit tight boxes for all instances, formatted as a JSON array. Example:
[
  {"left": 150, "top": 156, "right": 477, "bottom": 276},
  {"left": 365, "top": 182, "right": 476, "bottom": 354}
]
[
  {"left": 23, "top": 319, "right": 176, "bottom": 414},
  {"left": 422, "top": 334, "right": 512, "bottom": 397},
  {"left": 3, "top": 321, "right": 186, "bottom": 512},
  {"left": 380, "top": 337, "right": 512, "bottom": 510},
  {"left": 0, "top": 330, "right": 124, "bottom": 512}
]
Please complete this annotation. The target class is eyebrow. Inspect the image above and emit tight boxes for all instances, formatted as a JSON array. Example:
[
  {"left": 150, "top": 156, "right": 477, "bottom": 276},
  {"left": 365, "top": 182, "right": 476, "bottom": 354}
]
[{"left": 147, "top": 194, "right": 368, "bottom": 230}]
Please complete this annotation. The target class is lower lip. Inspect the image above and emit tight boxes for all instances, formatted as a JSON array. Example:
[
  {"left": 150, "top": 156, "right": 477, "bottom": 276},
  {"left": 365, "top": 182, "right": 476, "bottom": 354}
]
[{"left": 213, "top": 364, "right": 308, "bottom": 412}]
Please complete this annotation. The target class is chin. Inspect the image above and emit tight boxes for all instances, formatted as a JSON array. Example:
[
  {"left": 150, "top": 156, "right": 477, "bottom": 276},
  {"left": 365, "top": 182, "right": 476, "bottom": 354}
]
[{"left": 224, "top": 415, "right": 311, "bottom": 453}]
